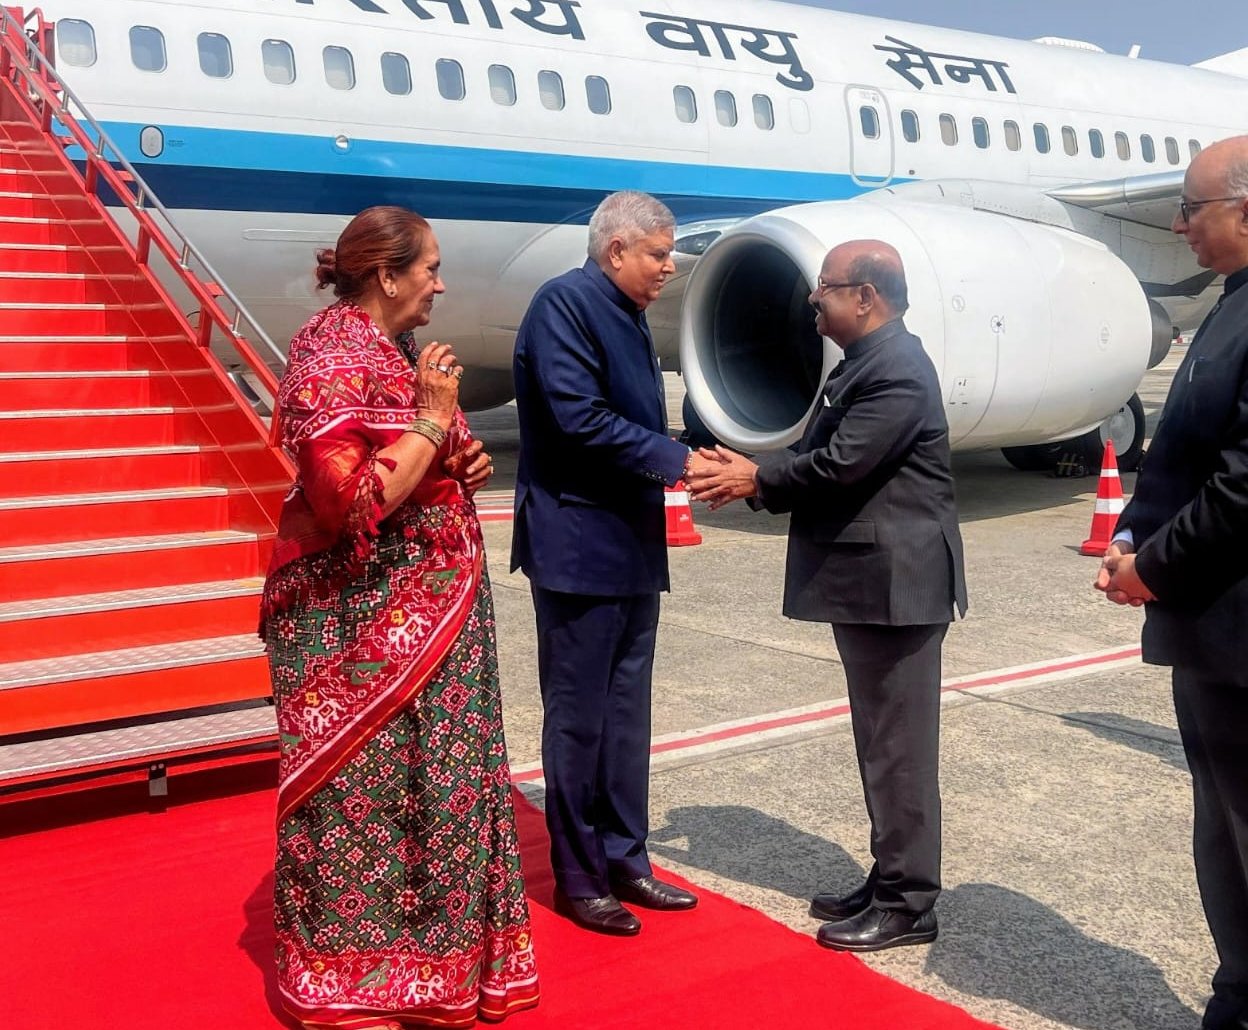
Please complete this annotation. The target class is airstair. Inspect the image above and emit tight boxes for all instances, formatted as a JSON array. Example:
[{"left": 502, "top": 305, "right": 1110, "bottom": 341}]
[{"left": 0, "top": 9, "right": 292, "bottom": 803}]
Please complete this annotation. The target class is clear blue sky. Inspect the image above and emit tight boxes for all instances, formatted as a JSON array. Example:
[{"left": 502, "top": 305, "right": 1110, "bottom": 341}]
[{"left": 787, "top": 0, "right": 1247, "bottom": 66}]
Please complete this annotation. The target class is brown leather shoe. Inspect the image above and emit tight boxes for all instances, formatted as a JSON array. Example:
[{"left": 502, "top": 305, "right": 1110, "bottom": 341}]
[
  {"left": 553, "top": 889, "right": 641, "bottom": 936},
  {"left": 610, "top": 875, "right": 698, "bottom": 911}
]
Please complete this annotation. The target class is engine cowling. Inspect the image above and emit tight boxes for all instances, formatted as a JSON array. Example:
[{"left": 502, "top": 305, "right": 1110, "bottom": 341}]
[{"left": 679, "top": 198, "right": 1154, "bottom": 452}]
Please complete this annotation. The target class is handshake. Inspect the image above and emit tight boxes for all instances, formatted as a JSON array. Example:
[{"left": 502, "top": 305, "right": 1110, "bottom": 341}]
[{"left": 685, "top": 446, "right": 760, "bottom": 511}]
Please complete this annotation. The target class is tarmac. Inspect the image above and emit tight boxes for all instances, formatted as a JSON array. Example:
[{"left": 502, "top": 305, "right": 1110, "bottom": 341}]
[{"left": 467, "top": 348, "right": 1209, "bottom": 1030}]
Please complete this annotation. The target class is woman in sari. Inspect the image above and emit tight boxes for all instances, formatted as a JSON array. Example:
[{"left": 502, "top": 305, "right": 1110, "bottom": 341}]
[{"left": 260, "top": 206, "right": 539, "bottom": 1029}]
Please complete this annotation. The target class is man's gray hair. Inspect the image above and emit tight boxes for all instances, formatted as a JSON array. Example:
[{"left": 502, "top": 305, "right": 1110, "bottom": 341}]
[
  {"left": 588, "top": 190, "right": 675, "bottom": 262},
  {"left": 848, "top": 252, "right": 909, "bottom": 315},
  {"left": 1228, "top": 154, "right": 1248, "bottom": 198}
]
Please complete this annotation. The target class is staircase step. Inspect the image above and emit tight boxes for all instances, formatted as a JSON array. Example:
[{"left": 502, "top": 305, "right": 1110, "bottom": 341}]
[
  {"left": 0, "top": 242, "right": 124, "bottom": 274},
  {"left": 0, "top": 301, "right": 110, "bottom": 334},
  {"left": 0, "top": 370, "right": 152, "bottom": 408},
  {"left": 0, "top": 216, "right": 81, "bottom": 245},
  {"left": 0, "top": 530, "right": 261, "bottom": 599},
  {"left": 0, "top": 445, "right": 201, "bottom": 494},
  {"left": 0, "top": 406, "right": 181, "bottom": 451},
  {"left": 0, "top": 335, "right": 148, "bottom": 371},
  {"left": 0, "top": 702, "right": 276, "bottom": 790},
  {"left": 0, "top": 578, "right": 264, "bottom": 661},
  {"left": 0, "top": 272, "right": 137, "bottom": 303},
  {"left": 0, "top": 635, "right": 269, "bottom": 735},
  {"left": 0, "top": 486, "right": 230, "bottom": 545}
]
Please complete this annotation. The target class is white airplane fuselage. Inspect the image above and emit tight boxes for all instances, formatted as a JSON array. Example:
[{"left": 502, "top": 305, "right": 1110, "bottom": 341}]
[{"left": 28, "top": 0, "right": 1248, "bottom": 445}]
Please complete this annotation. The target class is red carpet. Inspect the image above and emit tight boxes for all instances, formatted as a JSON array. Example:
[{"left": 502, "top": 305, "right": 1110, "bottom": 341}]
[{"left": 0, "top": 776, "right": 1001, "bottom": 1029}]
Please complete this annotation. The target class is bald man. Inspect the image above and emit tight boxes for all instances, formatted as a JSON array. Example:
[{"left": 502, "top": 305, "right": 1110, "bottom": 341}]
[
  {"left": 1098, "top": 136, "right": 1248, "bottom": 1030},
  {"left": 688, "top": 241, "right": 966, "bottom": 952}
]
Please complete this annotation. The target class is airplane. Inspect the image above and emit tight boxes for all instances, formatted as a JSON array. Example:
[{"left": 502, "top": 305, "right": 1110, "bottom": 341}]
[{"left": 27, "top": 0, "right": 1248, "bottom": 471}]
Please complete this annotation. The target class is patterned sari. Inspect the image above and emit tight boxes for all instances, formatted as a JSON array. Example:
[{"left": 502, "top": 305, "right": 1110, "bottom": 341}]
[{"left": 260, "top": 301, "right": 539, "bottom": 1028}]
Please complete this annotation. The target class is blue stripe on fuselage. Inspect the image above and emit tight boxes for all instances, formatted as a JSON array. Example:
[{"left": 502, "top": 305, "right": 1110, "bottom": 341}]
[{"left": 97, "top": 121, "right": 882, "bottom": 221}]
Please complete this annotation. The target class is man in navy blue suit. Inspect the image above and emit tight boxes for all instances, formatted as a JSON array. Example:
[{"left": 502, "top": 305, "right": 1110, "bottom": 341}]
[{"left": 511, "top": 191, "right": 718, "bottom": 935}]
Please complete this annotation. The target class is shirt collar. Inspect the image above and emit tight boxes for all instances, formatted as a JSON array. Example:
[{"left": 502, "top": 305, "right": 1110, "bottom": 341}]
[
  {"left": 1226, "top": 266, "right": 1248, "bottom": 296},
  {"left": 842, "top": 317, "right": 907, "bottom": 358},
  {"left": 583, "top": 258, "right": 642, "bottom": 315}
]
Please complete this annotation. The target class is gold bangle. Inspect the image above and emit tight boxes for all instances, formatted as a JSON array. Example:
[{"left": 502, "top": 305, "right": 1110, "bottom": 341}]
[{"left": 406, "top": 418, "right": 447, "bottom": 447}]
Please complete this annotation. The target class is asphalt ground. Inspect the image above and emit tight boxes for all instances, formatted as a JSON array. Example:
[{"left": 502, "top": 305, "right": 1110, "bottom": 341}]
[{"left": 467, "top": 350, "right": 1208, "bottom": 1030}]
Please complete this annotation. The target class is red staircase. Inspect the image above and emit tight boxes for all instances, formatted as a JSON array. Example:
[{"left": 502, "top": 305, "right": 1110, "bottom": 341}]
[{"left": 0, "top": 9, "right": 293, "bottom": 802}]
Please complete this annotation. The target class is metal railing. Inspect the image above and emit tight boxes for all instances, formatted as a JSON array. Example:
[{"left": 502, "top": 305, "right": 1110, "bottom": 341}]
[{"left": 0, "top": 6, "right": 285, "bottom": 405}]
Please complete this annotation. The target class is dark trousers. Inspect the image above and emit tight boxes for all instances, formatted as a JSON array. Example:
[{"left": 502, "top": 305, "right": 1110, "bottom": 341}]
[
  {"left": 1173, "top": 669, "right": 1248, "bottom": 1029},
  {"left": 532, "top": 586, "right": 659, "bottom": 898},
  {"left": 832, "top": 621, "right": 947, "bottom": 915}
]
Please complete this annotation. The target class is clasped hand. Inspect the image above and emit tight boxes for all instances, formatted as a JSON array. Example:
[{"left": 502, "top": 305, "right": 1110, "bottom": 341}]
[
  {"left": 686, "top": 446, "right": 760, "bottom": 511},
  {"left": 1094, "top": 542, "right": 1156, "bottom": 607}
]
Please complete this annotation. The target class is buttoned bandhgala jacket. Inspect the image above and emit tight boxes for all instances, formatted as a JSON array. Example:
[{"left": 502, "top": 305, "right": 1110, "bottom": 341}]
[
  {"left": 754, "top": 319, "right": 968, "bottom": 626},
  {"left": 510, "top": 260, "right": 688, "bottom": 597},
  {"left": 1118, "top": 265, "right": 1248, "bottom": 685}
]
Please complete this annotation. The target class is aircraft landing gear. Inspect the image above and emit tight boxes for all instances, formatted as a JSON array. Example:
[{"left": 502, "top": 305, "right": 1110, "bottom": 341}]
[{"left": 1002, "top": 393, "right": 1145, "bottom": 475}]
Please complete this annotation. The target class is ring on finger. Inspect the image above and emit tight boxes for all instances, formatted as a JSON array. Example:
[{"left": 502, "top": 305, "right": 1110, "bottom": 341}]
[
  {"left": 435, "top": 364, "right": 451, "bottom": 374},
  {"left": 452, "top": 368, "right": 464, "bottom": 380}
]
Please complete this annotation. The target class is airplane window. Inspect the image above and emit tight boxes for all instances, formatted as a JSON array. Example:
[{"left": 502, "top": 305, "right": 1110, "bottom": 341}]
[
  {"left": 716, "top": 91, "right": 738, "bottom": 128},
  {"left": 262, "top": 39, "right": 296, "bottom": 85},
  {"left": 1189, "top": 139, "right": 1202, "bottom": 158},
  {"left": 859, "top": 105, "right": 879, "bottom": 139},
  {"left": 197, "top": 32, "right": 232, "bottom": 78},
  {"left": 972, "top": 116, "right": 990, "bottom": 149},
  {"left": 436, "top": 58, "right": 465, "bottom": 101},
  {"left": 489, "top": 64, "right": 516, "bottom": 106},
  {"left": 1165, "top": 136, "right": 1180, "bottom": 165},
  {"left": 539, "top": 70, "right": 565, "bottom": 111},
  {"left": 1115, "top": 131, "right": 1130, "bottom": 159},
  {"left": 57, "top": 19, "right": 96, "bottom": 68},
  {"left": 752, "top": 94, "right": 774, "bottom": 131},
  {"left": 1033, "top": 123, "right": 1050, "bottom": 154},
  {"left": 1003, "top": 119, "right": 1021, "bottom": 151},
  {"left": 1140, "top": 133, "right": 1155, "bottom": 163},
  {"left": 900, "top": 109, "right": 919, "bottom": 142},
  {"left": 939, "top": 113, "right": 957, "bottom": 146},
  {"left": 586, "top": 75, "right": 611, "bottom": 115},
  {"left": 1062, "top": 126, "right": 1078, "bottom": 156},
  {"left": 324, "top": 46, "right": 355, "bottom": 90},
  {"left": 381, "top": 52, "right": 411, "bottom": 96},
  {"left": 129, "top": 26, "right": 166, "bottom": 73},
  {"left": 1089, "top": 129, "right": 1105, "bottom": 158},
  {"left": 673, "top": 85, "right": 697, "bottom": 124}
]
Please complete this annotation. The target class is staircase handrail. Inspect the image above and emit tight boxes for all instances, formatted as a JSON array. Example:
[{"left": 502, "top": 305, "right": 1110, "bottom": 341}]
[{"left": 0, "top": 6, "right": 286, "bottom": 404}]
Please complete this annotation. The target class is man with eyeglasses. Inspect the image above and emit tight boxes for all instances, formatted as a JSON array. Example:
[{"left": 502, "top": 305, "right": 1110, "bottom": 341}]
[
  {"left": 1097, "top": 134, "right": 1248, "bottom": 1030},
  {"left": 687, "top": 239, "right": 967, "bottom": 952}
]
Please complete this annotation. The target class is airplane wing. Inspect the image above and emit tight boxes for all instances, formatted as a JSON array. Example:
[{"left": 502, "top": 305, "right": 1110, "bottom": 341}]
[{"left": 1047, "top": 169, "right": 1185, "bottom": 232}]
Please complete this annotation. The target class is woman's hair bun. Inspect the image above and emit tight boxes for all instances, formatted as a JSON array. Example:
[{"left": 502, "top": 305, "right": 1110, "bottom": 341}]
[{"left": 314, "top": 248, "right": 338, "bottom": 290}]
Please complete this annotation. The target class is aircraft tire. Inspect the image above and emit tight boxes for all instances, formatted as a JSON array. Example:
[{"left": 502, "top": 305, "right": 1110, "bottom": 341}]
[{"left": 1000, "top": 393, "right": 1146, "bottom": 474}]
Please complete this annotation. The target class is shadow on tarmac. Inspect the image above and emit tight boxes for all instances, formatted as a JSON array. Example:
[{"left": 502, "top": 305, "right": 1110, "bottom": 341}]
[
  {"left": 649, "top": 806, "right": 1200, "bottom": 1030},
  {"left": 928, "top": 883, "right": 1200, "bottom": 1030},
  {"left": 1058, "top": 712, "right": 1188, "bottom": 772}
]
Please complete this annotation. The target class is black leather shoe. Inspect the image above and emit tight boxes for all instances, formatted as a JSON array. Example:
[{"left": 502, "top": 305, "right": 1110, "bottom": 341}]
[
  {"left": 610, "top": 875, "right": 698, "bottom": 911},
  {"left": 816, "top": 905, "right": 937, "bottom": 952},
  {"left": 553, "top": 889, "right": 641, "bottom": 936},
  {"left": 809, "top": 878, "right": 874, "bottom": 921}
]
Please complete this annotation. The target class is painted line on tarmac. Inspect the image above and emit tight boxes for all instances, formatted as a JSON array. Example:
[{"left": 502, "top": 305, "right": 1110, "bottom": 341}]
[
  {"left": 510, "top": 643, "right": 1142, "bottom": 784},
  {"left": 474, "top": 490, "right": 514, "bottom": 523}
]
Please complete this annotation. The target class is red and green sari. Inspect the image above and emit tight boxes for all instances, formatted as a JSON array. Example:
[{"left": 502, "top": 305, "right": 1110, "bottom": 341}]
[{"left": 260, "top": 301, "right": 539, "bottom": 1028}]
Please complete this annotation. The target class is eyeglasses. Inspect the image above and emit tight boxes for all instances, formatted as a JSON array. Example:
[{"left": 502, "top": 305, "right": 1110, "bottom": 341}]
[
  {"left": 1178, "top": 196, "right": 1247, "bottom": 223},
  {"left": 816, "top": 278, "right": 866, "bottom": 293}
]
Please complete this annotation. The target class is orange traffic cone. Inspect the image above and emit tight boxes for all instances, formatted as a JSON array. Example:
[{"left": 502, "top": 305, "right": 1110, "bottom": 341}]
[
  {"left": 665, "top": 480, "right": 702, "bottom": 546},
  {"left": 1080, "top": 440, "right": 1124, "bottom": 555}
]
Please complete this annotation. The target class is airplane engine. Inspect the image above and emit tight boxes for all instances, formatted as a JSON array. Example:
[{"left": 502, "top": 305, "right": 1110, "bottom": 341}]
[{"left": 679, "top": 199, "right": 1154, "bottom": 456}]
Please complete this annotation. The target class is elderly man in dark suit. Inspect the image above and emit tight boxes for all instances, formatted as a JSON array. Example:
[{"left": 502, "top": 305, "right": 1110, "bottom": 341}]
[
  {"left": 687, "top": 239, "right": 967, "bottom": 952},
  {"left": 1098, "top": 135, "right": 1248, "bottom": 1030},
  {"left": 512, "top": 190, "right": 718, "bottom": 936}
]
